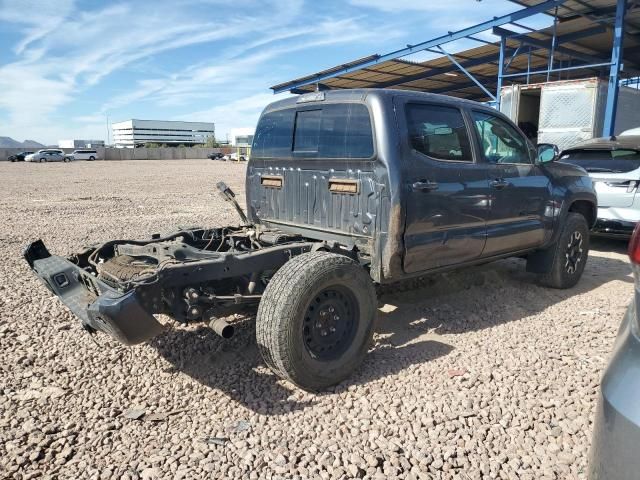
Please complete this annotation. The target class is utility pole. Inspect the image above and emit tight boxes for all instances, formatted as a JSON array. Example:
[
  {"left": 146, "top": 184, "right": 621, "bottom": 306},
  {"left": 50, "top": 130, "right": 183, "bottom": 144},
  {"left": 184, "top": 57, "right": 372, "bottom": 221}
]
[{"left": 106, "top": 115, "right": 110, "bottom": 146}]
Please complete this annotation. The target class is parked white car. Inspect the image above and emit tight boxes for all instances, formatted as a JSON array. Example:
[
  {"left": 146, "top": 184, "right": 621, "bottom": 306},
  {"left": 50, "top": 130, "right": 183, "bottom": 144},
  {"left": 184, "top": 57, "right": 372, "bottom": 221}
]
[
  {"left": 621, "top": 127, "right": 640, "bottom": 136},
  {"left": 25, "top": 149, "right": 67, "bottom": 162},
  {"left": 225, "top": 152, "right": 247, "bottom": 162},
  {"left": 65, "top": 149, "right": 98, "bottom": 161},
  {"left": 558, "top": 135, "right": 640, "bottom": 237}
]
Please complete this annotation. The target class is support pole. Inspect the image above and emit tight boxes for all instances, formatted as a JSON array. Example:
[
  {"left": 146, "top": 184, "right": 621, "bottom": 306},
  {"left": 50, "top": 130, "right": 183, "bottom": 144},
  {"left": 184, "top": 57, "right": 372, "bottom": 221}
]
[
  {"left": 603, "top": 0, "right": 627, "bottom": 137},
  {"left": 496, "top": 36, "right": 506, "bottom": 109},
  {"left": 547, "top": 7, "right": 558, "bottom": 82}
]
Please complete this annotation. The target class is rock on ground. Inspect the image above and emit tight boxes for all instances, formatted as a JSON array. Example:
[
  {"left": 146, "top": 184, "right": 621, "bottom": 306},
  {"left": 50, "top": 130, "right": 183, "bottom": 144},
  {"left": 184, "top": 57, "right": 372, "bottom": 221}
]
[{"left": 0, "top": 159, "right": 631, "bottom": 479}]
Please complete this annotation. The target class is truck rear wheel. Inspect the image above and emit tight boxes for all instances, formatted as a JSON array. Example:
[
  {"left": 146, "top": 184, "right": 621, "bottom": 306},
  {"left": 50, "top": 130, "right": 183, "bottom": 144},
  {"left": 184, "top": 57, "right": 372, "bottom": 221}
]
[
  {"left": 538, "top": 212, "right": 589, "bottom": 289},
  {"left": 256, "top": 251, "right": 376, "bottom": 391}
]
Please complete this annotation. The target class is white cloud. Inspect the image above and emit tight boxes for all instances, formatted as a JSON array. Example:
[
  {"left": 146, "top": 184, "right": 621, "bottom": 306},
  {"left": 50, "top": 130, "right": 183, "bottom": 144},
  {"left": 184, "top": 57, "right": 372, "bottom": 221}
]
[
  {"left": 0, "top": 1, "right": 287, "bottom": 141},
  {"left": 176, "top": 92, "right": 283, "bottom": 141},
  {"left": 0, "top": 0, "right": 551, "bottom": 144},
  {"left": 348, "top": 0, "right": 552, "bottom": 35},
  {"left": 97, "top": 15, "right": 389, "bottom": 140}
]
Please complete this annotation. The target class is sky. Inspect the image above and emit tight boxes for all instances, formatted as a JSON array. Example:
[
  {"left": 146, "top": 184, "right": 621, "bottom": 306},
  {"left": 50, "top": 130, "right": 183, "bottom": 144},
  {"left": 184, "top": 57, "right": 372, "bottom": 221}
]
[{"left": 0, "top": 0, "right": 552, "bottom": 145}]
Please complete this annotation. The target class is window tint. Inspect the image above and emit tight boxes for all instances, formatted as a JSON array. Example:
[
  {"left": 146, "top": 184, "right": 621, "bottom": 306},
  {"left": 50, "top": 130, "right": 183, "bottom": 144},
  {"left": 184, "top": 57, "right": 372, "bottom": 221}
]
[
  {"left": 613, "top": 149, "right": 640, "bottom": 160},
  {"left": 252, "top": 103, "right": 373, "bottom": 159},
  {"left": 293, "top": 110, "right": 321, "bottom": 152},
  {"left": 405, "top": 104, "right": 472, "bottom": 161},
  {"left": 316, "top": 104, "right": 373, "bottom": 158},
  {"left": 252, "top": 108, "right": 296, "bottom": 158},
  {"left": 472, "top": 111, "right": 531, "bottom": 164},
  {"left": 559, "top": 149, "right": 640, "bottom": 173}
]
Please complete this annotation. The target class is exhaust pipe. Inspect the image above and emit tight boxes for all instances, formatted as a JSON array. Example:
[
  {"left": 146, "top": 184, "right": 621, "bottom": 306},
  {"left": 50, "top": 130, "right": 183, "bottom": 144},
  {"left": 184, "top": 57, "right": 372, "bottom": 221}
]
[{"left": 209, "top": 317, "right": 234, "bottom": 339}]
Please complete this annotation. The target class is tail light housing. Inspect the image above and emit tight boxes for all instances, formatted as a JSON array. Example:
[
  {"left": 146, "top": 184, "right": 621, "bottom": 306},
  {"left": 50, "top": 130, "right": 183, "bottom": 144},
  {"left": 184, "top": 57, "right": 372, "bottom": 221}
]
[
  {"left": 630, "top": 223, "right": 640, "bottom": 333},
  {"left": 629, "top": 223, "right": 640, "bottom": 267}
]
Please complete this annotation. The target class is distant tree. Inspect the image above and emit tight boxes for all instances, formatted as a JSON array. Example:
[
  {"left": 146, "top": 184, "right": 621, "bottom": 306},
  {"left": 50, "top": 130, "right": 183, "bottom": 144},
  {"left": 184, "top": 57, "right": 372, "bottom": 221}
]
[
  {"left": 205, "top": 136, "right": 220, "bottom": 148},
  {"left": 145, "top": 142, "right": 161, "bottom": 148}
]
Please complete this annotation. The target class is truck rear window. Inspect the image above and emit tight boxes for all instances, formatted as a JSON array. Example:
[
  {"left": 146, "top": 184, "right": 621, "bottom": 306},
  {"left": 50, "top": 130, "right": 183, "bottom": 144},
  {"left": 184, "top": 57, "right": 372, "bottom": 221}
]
[{"left": 252, "top": 103, "right": 373, "bottom": 159}]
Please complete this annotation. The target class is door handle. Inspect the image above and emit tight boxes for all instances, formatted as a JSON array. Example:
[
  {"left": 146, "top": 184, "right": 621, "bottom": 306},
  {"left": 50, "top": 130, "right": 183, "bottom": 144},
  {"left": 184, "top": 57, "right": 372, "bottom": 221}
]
[
  {"left": 489, "top": 178, "right": 509, "bottom": 189},
  {"left": 412, "top": 180, "right": 439, "bottom": 192}
]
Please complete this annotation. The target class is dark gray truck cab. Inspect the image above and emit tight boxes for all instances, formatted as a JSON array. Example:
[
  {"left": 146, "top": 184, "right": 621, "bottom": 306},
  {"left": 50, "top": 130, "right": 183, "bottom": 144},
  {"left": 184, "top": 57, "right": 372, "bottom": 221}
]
[
  {"left": 248, "top": 89, "right": 596, "bottom": 282},
  {"left": 25, "top": 89, "right": 596, "bottom": 390}
]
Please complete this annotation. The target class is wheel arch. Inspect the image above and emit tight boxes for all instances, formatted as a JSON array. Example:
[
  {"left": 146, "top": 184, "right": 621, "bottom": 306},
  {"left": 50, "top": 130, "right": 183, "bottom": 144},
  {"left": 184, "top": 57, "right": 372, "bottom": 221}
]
[{"left": 568, "top": 199, "right": 597, "bottom": 229}]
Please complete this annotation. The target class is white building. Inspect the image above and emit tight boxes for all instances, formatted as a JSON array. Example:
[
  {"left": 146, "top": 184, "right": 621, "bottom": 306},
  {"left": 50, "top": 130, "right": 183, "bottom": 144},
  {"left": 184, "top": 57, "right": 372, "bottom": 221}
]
[
  {"left": 230, "top": 127, "right": 254, "bottom": 147},
  {"left": 111, "top": 119, "right": 215, "bottom": 147},
  {"left": 59, "top": 139, "right": 105, "bottom": 149}
]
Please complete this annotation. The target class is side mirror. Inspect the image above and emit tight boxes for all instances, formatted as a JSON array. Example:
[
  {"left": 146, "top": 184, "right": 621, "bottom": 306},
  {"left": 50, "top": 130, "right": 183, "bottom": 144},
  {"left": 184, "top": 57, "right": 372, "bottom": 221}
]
[{"left": 537, "top": 143, "right": 560, "bottom": 163}]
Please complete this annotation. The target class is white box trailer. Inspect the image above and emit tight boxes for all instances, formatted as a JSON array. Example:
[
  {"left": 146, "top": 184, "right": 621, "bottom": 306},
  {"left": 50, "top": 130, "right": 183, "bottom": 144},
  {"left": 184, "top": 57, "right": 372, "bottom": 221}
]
[{"left": 500, "top": 78, "right": 640, "bottom": 151}]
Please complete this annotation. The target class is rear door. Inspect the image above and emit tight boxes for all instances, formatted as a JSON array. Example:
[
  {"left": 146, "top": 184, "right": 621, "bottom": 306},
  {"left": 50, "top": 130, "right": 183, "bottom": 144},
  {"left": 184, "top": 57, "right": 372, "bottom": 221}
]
[
  {"left": 398, "top": 100, "right": 490, "bottom": 273},
  {"left": 470, "top": 110, "right": 551, "bottom": 255},
  {"left": 499, "top": 84, "right": 521, "bottom": 121}
]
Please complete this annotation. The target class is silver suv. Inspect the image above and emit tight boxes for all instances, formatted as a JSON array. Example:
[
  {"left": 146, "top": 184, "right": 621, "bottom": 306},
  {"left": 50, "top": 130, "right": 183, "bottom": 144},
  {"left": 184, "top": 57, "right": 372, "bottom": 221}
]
[
  {"left": 65, "top": 149, "right": 97, "bottom": 161},
  {"left": 26, "top": 149, "right": 67, "bottom": 163},
  {"left": 558, "top": 136, "right": 640, "bottom": 237}
]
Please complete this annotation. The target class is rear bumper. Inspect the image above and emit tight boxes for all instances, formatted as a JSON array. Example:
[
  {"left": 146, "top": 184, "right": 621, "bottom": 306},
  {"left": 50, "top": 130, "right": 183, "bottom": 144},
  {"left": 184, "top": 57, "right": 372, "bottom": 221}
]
[
  {"left": 588, "top": 300, "right": 640, "bottom": 479},
  {"left": 592, "top": 219, "right": 636, "bottom": 237},
  {"left": 24, "top": 240, "right": 164, "bottom": 345}
]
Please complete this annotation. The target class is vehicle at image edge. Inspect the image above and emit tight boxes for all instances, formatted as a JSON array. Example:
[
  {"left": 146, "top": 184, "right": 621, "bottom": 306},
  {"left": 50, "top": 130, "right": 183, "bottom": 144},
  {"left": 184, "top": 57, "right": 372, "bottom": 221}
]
[
  {"left": 65, "top": 149, "right": 98, "bottom": 161},
  {"left": 8, "top": 151, "right": 34, "bottom": 162},
  {"left": 557, "top": 136, "right": 640, "bottom": 237},
  {"left": 620, "top": 127, "right": 640, "bottom": 136},
  {"left": 24, "top": 89, "right": 597, "bottom": 391},
  {"left": 588, "top": 223, "right": 640, "bottom": 480},
  {"left": 25, "top": 149, "right": 67, "bottom": 163},
  {"left": 207, "top": 152, "right": 224, "bottom": 160}
]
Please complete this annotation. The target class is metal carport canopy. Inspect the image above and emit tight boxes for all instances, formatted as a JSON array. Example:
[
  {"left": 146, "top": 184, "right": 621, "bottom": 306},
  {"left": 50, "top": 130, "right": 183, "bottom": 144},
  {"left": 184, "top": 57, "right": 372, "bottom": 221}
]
[{"left": 270, "top": 0, "right": 640, "bottom": 103}]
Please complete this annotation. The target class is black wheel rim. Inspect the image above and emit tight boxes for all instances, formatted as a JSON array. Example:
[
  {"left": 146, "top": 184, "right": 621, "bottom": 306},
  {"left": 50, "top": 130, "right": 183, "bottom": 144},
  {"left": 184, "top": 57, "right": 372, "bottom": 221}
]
[
  {"left": 565, "top": 231, "right": 584, "bottom": 274},
  {"left": 303, "top": 286, "right": 358, "bottom": 360}
]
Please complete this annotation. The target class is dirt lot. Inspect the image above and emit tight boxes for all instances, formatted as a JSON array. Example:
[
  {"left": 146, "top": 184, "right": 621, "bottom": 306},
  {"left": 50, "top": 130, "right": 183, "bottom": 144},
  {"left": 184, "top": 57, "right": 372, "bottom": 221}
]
[{"left": 0, "top": 159, "right": 633, "bottom": 480}]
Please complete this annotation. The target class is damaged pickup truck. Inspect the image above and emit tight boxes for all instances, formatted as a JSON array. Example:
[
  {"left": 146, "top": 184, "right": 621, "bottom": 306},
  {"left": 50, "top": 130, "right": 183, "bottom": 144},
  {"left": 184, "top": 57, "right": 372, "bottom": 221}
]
[{"left": 25, "top": 89, "right": 597, "bottom": 391}]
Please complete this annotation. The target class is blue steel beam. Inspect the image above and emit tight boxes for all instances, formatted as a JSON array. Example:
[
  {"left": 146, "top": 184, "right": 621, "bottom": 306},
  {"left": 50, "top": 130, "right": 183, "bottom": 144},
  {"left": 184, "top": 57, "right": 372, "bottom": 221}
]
[
  {"left": 500, "top": 61, "right": 612, "bottom": 78},
  {"left": 504, "top": 43, "right": 523, "bottom": 71},
  {"left": 548, "top": 10, "right": 558, "bottom": 82},
  {"left": 493, "top": 26, "right": 608, "bottom": 65},
  {"left": 495, "top": 25, "right": 606, "bottom": 47},
  {"left": 429, "top": 80, "right": 497, "bottom": 96},
  {"left": 496, "top": 36, "right": 506, "bottom": 108},
  {"left": 433, "top": 46, "right": 496, "bottom": 100},
  {"left": 368, "top": 52, "right": 506, "bottom": 89},
  {"left": 271, "top": 0, "right": 566, "bottom": 93},
  {"left": 603, "top": 0, "right": 627, "bottom": 136},
  {"left": 355, "top": 46, "right": 556, "bottom": 91}
]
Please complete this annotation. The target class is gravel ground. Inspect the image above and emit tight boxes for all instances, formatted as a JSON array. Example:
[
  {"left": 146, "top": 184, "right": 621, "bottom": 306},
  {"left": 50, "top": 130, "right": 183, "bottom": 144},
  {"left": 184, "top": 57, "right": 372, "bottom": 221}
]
[{"left": 0, "top": 159, "right": 633, "bottom": 480}]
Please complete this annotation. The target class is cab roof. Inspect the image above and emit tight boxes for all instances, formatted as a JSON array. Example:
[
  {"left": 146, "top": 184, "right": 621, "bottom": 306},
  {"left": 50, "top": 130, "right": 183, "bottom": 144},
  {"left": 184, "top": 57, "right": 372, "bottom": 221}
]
[{"left": 263, "top": 88, "right": 493, "bottom": 114}]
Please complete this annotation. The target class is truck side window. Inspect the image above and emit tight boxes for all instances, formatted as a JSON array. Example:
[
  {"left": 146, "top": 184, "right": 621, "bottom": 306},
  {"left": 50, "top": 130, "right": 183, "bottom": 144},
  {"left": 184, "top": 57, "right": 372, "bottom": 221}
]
[
  {"left": 405, "top": 104, "right": 472, "bottom": 162},
  {"left": 472, "top": 111, "right": 532, "bottom": 164}
]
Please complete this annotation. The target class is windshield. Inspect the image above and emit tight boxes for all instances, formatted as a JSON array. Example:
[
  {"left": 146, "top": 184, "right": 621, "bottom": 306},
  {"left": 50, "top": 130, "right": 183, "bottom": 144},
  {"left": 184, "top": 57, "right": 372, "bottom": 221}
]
[{"left": 558, "top": 149, "right": 640, "bottom": 173}]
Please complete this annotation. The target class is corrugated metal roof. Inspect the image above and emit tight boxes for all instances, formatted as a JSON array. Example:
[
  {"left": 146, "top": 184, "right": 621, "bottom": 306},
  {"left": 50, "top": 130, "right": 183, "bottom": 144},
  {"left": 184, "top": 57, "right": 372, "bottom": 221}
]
[
  {"left": 510, "top": 0, "right": 634, "bottom": 19},
  {"left": 271, "top": 0, "right": 640, "bottom": 100}
]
